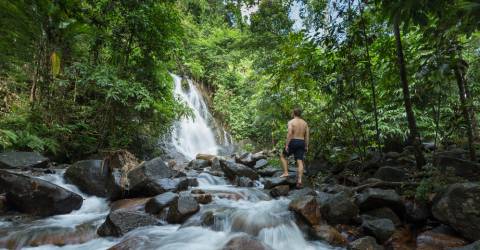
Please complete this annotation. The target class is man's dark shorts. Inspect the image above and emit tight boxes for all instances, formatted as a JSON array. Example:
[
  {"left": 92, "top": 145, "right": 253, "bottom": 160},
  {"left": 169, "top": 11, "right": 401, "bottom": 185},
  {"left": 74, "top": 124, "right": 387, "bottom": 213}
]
[{"left": 283, "top": 139, "right": 306, "bottom": 161}]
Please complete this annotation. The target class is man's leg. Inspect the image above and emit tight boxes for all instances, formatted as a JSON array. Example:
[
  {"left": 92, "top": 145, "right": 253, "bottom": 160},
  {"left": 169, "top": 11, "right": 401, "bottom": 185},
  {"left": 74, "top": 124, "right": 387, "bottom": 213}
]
[
  {"left": 280, "top": 153, "right": 289, "bottom": 177},
  {"left": 296, "top": 159, "right": 304, "bottom": 185}
]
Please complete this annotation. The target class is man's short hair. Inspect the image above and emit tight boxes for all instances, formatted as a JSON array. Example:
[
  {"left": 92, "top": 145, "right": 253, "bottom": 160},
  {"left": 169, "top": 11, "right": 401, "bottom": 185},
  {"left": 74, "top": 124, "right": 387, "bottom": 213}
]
[{"left": 293, "top": 107, "right": 302, "bottom": 117}]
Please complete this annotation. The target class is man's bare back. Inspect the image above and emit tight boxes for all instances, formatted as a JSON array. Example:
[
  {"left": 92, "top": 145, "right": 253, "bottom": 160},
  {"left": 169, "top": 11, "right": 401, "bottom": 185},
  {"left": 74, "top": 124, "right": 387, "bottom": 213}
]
[{"left": 288, "top": 118, "right": 308, "bottom": 140}]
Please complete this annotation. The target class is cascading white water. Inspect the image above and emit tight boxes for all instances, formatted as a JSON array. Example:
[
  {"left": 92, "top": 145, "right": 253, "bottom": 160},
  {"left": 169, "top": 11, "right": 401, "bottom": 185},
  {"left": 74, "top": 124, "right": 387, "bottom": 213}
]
[{"left": 170, "top": 74, "right": 221, "bottom": 160}]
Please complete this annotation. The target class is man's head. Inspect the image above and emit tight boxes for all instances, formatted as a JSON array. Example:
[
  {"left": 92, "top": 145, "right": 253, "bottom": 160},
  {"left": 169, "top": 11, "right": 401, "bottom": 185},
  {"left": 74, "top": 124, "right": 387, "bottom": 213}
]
[{"left": 292, "top": 107, "right": 302, "bottom": 118}]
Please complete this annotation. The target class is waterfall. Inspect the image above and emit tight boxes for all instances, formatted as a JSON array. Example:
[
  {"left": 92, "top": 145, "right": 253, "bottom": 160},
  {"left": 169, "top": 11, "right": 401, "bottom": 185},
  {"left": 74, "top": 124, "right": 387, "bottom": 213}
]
[{"left": 169, "top": 74, "right": 223, "bottom": 160}]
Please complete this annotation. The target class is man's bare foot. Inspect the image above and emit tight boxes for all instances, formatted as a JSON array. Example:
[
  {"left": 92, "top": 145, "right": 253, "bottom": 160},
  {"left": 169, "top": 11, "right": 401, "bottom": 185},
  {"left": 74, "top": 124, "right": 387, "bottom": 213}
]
[{"left": 279, "top": 173, "right": 289, "bottom": 178}]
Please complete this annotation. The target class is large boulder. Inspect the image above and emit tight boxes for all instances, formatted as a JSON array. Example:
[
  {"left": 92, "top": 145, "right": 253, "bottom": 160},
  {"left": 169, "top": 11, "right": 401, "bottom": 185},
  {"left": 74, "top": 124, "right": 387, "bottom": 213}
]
[
  {"left": 98, "top": 197, "right": 157, "bottom": 237},
  {"left": 222, "top": 235, "right": 272, "bottom": 250},
  {"left": 258, "top": 167, "right": 280, "bottom": 177},
  {"left": 65, "top": 160, "right": 121, "bottom": 199},
  {"left": 270, "top": 185, "right": 290, "bottom": 198},
  {"left": 320, "top": 191, "right": 359, "bottom": 225},
  {"left": 235, "top": 176, "right": 254, "bottom": 187},
  {"left": 97, "top": 210, "right": 158, "bottom": 237},
  {"left": 126, "top": 157, "right": 183, "bottom": 196},
  {"left": 361, "top": 217, "right": 395, "bottom": 243},
  {"left": 0, "top": 151, "right": 49, "bottom": 169},
  {"left": 0, "top": 170, "right": 83, "bottom": 216},
  {"left": 434, "top": 155, "right": 480, "bottom": 180},
  {"left": 363, "top": 207, "right": 401, "bottom": 226},
  {"left": 404, "top": 199, "right": 430, "bottom": 223},
  {"left": 289, "top": 195, "right": 322, "bottom": 226},
  {"left": 220, "top": 160, "right": 258, "bottom": 181},
  {"left": 348, "top": 236, "right": 383, "bottom": 250},
  {"left": 235, "top": 153, "right": 256, "bottom": 167},
  {"left": 356, "top": 188, "right": 404, "bottom": 215},
  {"left": 374, "top": 166, "right": 407, "bottom": 182},
  {"left": 166, "top": 192, "right": 200, "bottom": 223},
  {"left": 253, "top": 159, "right": 268, "bottom": 170},
  {"left": 432, "top": 183, "right": 480, "bottom": 241},
  {"left": 145, "top": 192, "right": 178, "bottom": 215},
  {"left": 188, "top": 159, "right": 209, "bottom": 170},
  {"left": 263, "top": 177, "right": 288, "bottom": 189}
]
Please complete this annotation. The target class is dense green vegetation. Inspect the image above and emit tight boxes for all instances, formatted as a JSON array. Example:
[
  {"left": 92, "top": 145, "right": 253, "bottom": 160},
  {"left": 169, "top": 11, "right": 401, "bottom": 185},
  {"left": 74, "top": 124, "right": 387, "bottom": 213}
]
[{"left": 1, "top": 0, "right": 479, "bottom": 164}]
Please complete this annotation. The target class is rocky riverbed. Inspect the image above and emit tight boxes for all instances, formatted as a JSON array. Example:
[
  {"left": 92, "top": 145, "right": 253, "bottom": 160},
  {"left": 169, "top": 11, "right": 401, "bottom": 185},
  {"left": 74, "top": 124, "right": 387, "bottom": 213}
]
[{"left": 0, "top": 149, "right": 479, "bottom": 250}]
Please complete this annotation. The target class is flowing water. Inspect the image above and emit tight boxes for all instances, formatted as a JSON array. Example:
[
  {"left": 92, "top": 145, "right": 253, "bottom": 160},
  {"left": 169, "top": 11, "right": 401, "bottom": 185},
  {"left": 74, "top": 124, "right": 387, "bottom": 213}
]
[{"left": 0, "top": 75, "right": 338, "bottom": 250}]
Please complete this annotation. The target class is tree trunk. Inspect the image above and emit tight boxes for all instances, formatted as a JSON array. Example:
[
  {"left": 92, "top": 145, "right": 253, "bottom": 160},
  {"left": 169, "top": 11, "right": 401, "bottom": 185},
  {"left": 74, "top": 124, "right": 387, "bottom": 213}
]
[
  {"left": 393, "top": 20, "right": 426, "bottom": 168},
  {"left": 454, "top": 65, "right": 477, "bottom": 161}
]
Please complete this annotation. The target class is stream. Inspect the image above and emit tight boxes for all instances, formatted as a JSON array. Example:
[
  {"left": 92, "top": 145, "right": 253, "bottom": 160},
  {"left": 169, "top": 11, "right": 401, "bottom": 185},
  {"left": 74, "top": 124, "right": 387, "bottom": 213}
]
[{"left": 0, "top": 75, "right": 338, "bottom": 250}]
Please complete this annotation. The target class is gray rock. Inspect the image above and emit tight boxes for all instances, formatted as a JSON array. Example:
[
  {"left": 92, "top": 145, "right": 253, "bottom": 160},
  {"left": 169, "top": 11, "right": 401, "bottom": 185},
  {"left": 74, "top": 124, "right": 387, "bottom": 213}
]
[
  {"left": 235, "top": 176, "right": 254, "bottom": 187},
  {"left": 220, "top": 160, "right": 259, "bottom": 181},
  {"left": 97, "top": 210, "right": 158, "bottom": 237},
  {"left": 361, "top": 218, "right": 395, "bottom": 243},
  {"left": 434, "top": 156, "right": 480, "bottom": 181},
  {"left": 253, "top": 159, "right": 268, "bottom": 170},
  {"left": 321, "top": 191, "right": 359, "bottom": 225},
  {"left": 0, "top": 170, "right": 83, "bottom": 216},
  {"left": 0, "top": 152, "right": 49, "bottom": 169},
  {"left": 356, "top": 188, "right": 404, "bottom": 215},
  {"left": 288, "top": 187, "right": 317, "bottom": 200},
  {"left": 404, "top": 199, "right": 429, "bottom": 223},
  {"left": 188, "top": 159, "right": 209, "bottom": 170},
  {"left": 126, "top": 157, "right": 183, "bottom": 196},
  {"left": 363, "top": 207, "right": 401, "bottom": 226},
  {"left": 236, "top": 153, "right": 256, "bottom": 167},
  {"left": 65, "top": 160, "right": 121, "bottom": 199},
  {"left": 145, "top": 192, "right": 178, "bottom": 214},
  {"left": 258, "top": 167, "right": 280, "bottom": 177},
  {"left": 374, "top": 166, "right": 407, "bottom": 182},
  {"left": 270, "top": 185, "right": 289, "bottom": 198},
  {"left": 263, "top": 177, "right": 287, "bottom": 189},
  {"left": 432, "top": 183, "right": 480, "bottom": 241},
  {"left": 348, "top": 236, "right": 383, "bottom": 250},
  {"left": 167, "top": 192, "right": 200, "bottom": 223}
]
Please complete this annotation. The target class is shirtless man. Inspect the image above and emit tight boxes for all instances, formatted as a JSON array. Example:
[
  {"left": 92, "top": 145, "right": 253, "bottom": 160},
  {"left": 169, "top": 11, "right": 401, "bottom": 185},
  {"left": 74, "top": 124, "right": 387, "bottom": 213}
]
[{"left": 280, "top": 107, "right": 309, "bottom": 189}]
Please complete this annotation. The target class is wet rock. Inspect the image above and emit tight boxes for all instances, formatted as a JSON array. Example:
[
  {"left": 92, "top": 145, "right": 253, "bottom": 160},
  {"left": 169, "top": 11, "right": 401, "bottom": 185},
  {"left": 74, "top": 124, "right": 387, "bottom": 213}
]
[
  {"left": 211, "top": 157, "right": 222, "bottom": 172},
  {"left": 263, "top": 177, "right": 287, "bottom": 189},
  {"left": 65, "top": 160, "right": 121, "bottom": 199},
  {"left": 363, "top": 207, "right": 401, "bottom": 226},
  {"left": 97, "top": 210, "right": 158, "bottom": 237},
  {"left": 200, "top": 211, "right": 215, "bottom": 226},
  {"left": 253, "top": 159, "right": 268, "bottom": 170},
  {"left": 235, "top": 176, "right": 254, "bottom": 187},
  {"left": 0, "top": 170, "right": 82, "bottom": 216},
  {"left": 432, "top": 183, "right": 480, "bottom": 241},
  {"left": 220, "top": 160, "right": 259, "bottom": 181},
  {"left": 318, "top": 184, "right": 354, "bottom": 196},
  {"left": 374, "top": 166, "right": 407, "bottom": 182},
  {"left": 108, "top": 236, "right": 147, "bottom": 250},
  {"left": 258, "top": 167, "right": 279, "bottom": 177},
  {"left": 188, "top": 159, "right": 209, "bottom": 170},
  {"left": 288, "top": 187, "right": 317, "bottom": 200},
  {"left": 130, "top": 177, "right": 189, "bottom": 197},
  {"left": 126, "top": 157, "right": 180, "bottom": 196},
  {"left": 187, "top": 177, "right": 199, "bottom": 187},
  {"left": 404, "top": 199, "right": 429, "bottom": 223},
  {"left": 0, "top": 194, "right": 7, "bottom": 213},
  {"left": 356, "top": 188, "right": 404, "bottom": 215},
  {"left": 310, "top": 224, "right": 347, "bottom": 246},
  {"left": 348, "top": 236, "right": 383, "bottom": 250},
  {"left": 289, "top": 195, "right": 322, "bottom": 226},
  {"left": 196, "top": 154, "right": 216, "bottom": 162},
  {"left": 235, "top": 153, "right": 256, "bottom": 167},
  {"left": 192, "top": 193, "right": 212, "bottom": 204},
  {"left": 166, "top": 192, "right": 200, "bottom": 223},
  {"left": 145, "top": 192, "right": 178, "bottom": 215},
  {"left": 0, "top": 151, "right": 49, "bottom": 169},
  {"left": 252, "top": 151, "right": 267, "bottom": 161},
  {"left": 320, "top": 191, "right": 359, "bottom": 225},
  {"left": 222, "top": 235, "right": 272, "bottom": 250},
  {"left": 270, "top": 185, "right": 289, "bottom": 198},
  {"left": 361, "top": 217, "right": 395, "bottom": 243},
  {"left": 450, "top": 241, "right": 480, "bottom": 250},
  {"left": 110, "top": 198, "right": 150, "bottom": 211},
  {"left": 416, "top": 227, "right": 468, "bottom": 250}
]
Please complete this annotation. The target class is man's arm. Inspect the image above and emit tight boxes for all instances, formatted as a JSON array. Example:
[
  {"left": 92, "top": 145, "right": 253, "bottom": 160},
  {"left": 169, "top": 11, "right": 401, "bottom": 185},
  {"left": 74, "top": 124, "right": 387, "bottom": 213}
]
[
  {"left": 286, "top": 121, "right": 293, "bottom": 151},
  {"left": 305, "top": 123, "right": 309, "bottom": 152}
]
